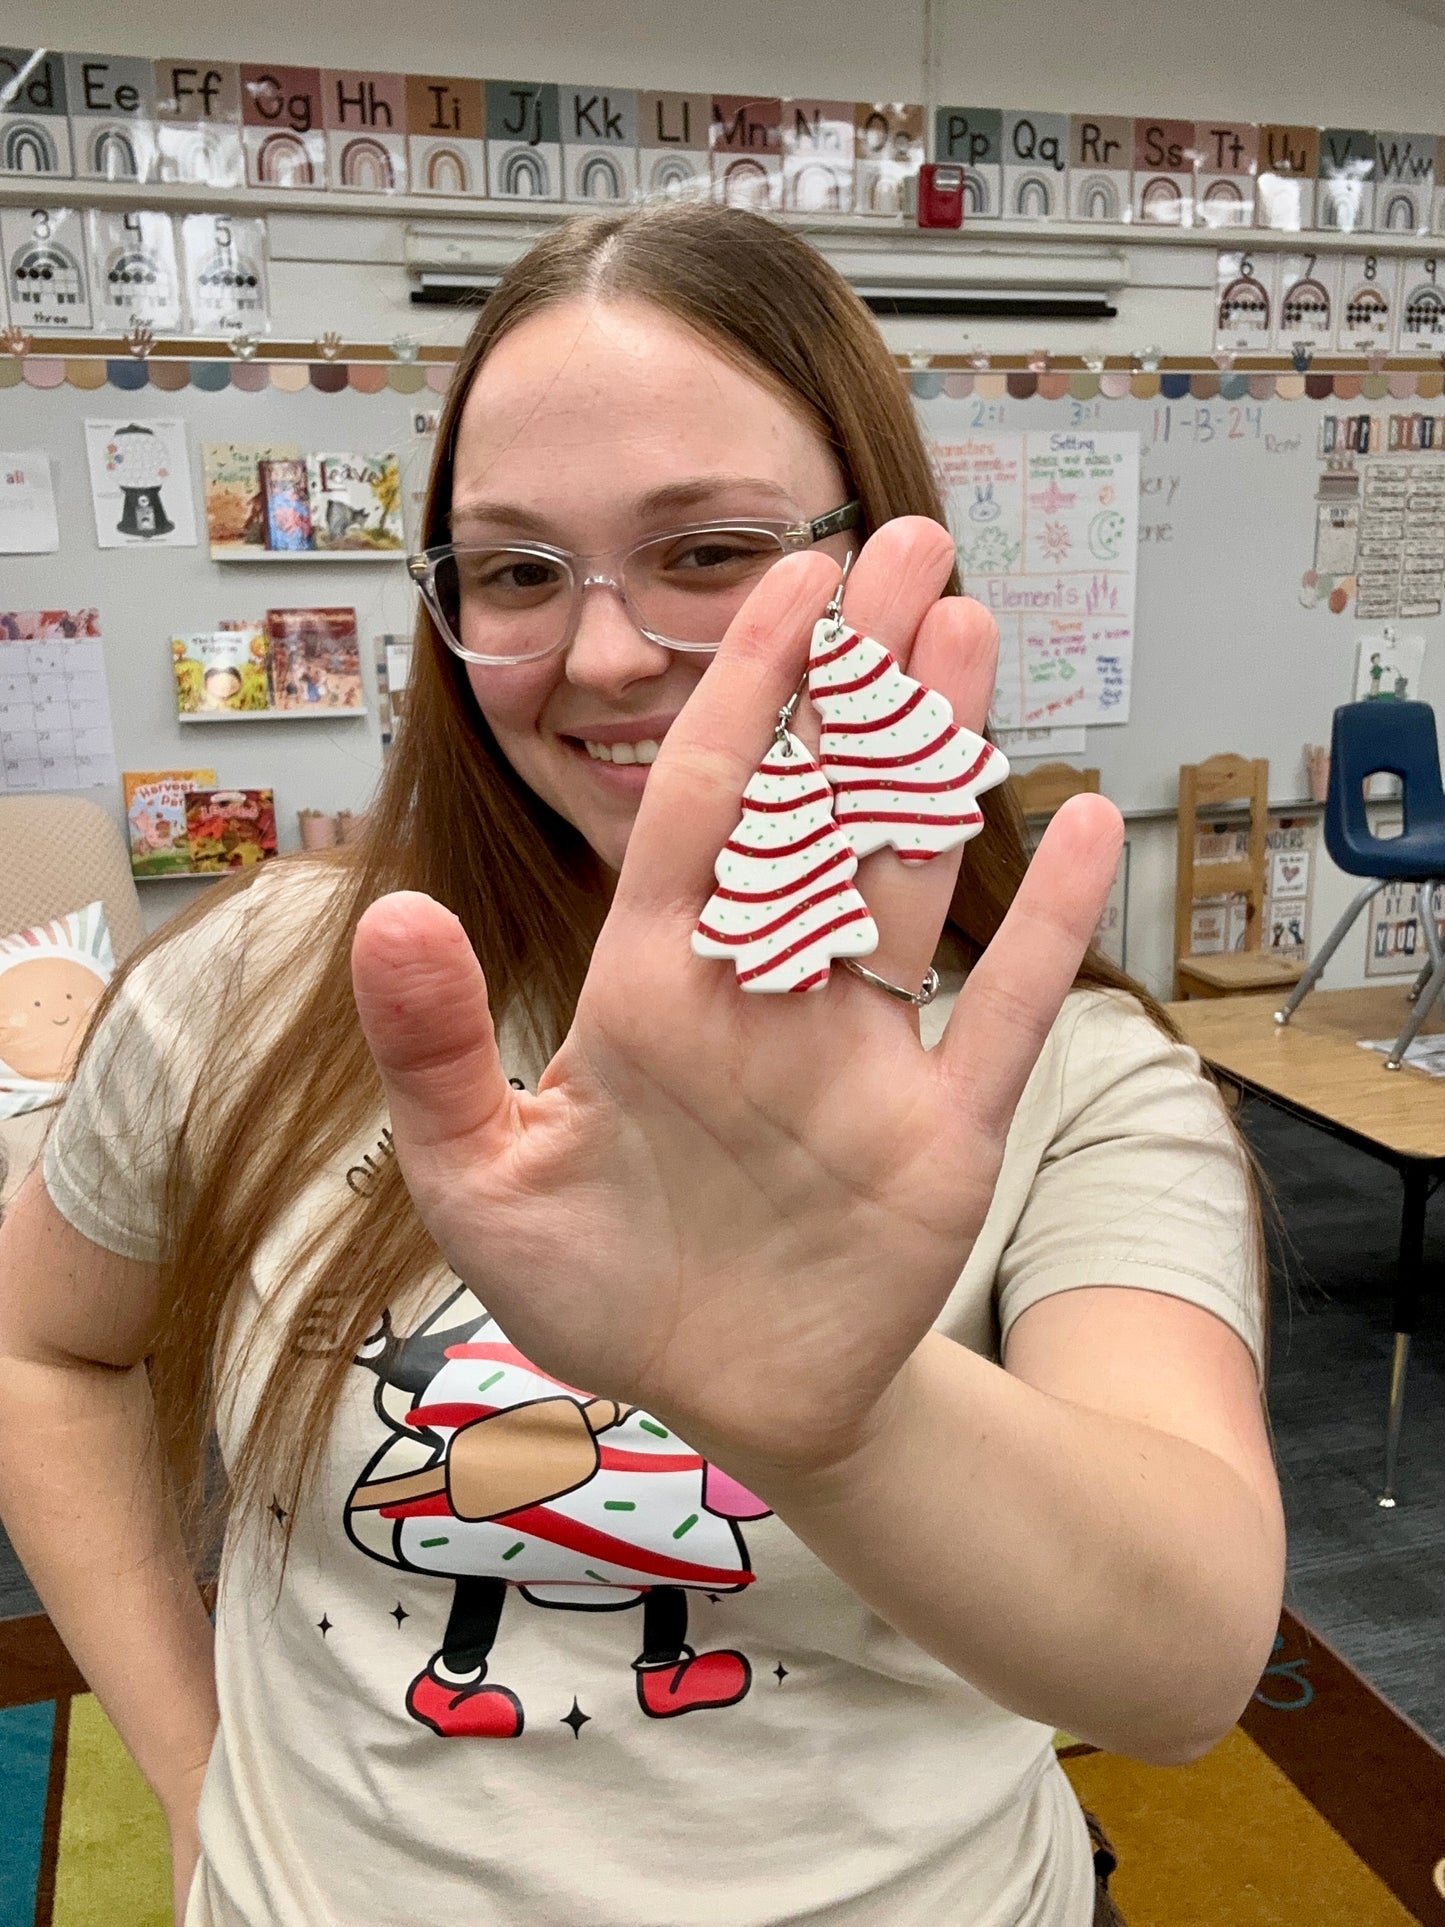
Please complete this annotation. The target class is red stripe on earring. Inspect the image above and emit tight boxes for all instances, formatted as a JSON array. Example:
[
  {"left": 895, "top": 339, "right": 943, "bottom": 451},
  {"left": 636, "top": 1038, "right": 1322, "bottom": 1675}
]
[
  {"left": 835, "top": 769, "right": 982, "bottom": 794},
  {"left": 723, "top": 821, "right": 836, "bottom": 860},
  {"left": 822, "top": 727, "right": 958, "bottom": 769},
  {"left": 736, "top": 906, "right": 872, "bottom": 984},
  {"left": 816, "top": 686, "right": 927, "bottom": 736},
  {"left": 696, "top": 881, "right": 857, "bottom": 946},
  {"left": 813, "top": 653, "right": 892, "bottom": 697},
  {"left": 711, "top": 848, "right": 852, "bottom": 903},
  {"left": 741, "top": 786, "right": 833, "bottom": 813},
  {"left": 835, "top": 808, "right": 984, "bottom": 828},
  {"left": 788, "top": 967, "right": 830, "bottom": 993},
  {"left": 809, "top": 629, "right": 861, "bottom": 670}
]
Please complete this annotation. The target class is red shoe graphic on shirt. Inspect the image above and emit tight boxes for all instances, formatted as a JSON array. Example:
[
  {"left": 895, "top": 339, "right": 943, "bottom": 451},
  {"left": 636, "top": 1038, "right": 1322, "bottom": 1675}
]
[
  {"left": 406, "top": 1662, "right": 525, "bottom": 1738},
  {"left": 634, "top": 1645, "right": 751, "bottom": 1718}
]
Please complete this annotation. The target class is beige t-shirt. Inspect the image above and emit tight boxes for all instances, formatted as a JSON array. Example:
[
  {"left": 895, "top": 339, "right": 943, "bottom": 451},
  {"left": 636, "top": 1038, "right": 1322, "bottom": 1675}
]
[{"left": 42, "top": 864, "right": 1263, "bottom": 1927}]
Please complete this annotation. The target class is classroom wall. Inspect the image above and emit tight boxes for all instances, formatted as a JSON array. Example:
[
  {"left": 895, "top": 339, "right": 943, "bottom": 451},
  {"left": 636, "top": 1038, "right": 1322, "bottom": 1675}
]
[
  {"left": 10, "top": 0, "right": 1440, "bottom": 999},
  {"left": 14, "top": 0, "right": 1445, "bottom": 124}
]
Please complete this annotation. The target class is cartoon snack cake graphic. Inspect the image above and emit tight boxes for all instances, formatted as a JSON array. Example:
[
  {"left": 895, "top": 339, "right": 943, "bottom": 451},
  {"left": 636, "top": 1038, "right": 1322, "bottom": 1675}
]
[{"left": 347, "top": 1284, "right": 770, "bottom": 1737}]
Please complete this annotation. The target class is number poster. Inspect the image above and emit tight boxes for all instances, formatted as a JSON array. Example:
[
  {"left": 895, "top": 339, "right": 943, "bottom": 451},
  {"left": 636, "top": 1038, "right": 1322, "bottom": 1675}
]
[
  {"left": 1216, "top": 248, "right": 1445, "bottom": 356},
  {"left": 935, "top": 428, "right": 1139, "bottom": 730}
]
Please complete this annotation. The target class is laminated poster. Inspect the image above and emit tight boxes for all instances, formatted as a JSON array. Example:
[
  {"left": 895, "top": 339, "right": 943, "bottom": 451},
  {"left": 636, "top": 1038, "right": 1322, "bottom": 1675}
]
[
  {"left": 0, "top": 453, "right": 60, "bottom": 554},
  {"left": 934, "top": 427, "right": 1139, "bottom": 730},
  {"left": 0, "top": 609, "right": 117, "bottom": 793},
  {"left": 85, "top": 206, "right": 184, "bottom": 332},
  {"left": 83, "top": 419, "right": 197, "bottom": 549}
]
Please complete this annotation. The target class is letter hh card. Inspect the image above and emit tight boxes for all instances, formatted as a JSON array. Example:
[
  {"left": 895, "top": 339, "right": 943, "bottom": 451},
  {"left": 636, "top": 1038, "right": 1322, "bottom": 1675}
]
[{"left": 322, "top": 69, "right": 409, "bottom": 193}]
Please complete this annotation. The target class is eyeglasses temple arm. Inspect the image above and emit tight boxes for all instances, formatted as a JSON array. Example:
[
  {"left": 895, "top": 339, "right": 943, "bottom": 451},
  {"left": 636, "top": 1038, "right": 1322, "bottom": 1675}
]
[{"left": 806, "top": 501, "right": 861, "bottom": 542}]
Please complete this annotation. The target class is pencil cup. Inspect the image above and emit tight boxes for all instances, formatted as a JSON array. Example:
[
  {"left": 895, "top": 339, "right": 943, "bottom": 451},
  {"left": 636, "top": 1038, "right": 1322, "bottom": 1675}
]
[{"left": 298, "top": 809, "right": 339, "bottom": 850}]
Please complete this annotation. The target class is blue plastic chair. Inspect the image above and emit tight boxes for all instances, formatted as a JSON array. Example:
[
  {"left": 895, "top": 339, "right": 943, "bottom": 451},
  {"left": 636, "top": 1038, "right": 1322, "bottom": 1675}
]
[{"left": 1276, "top": 700, "right": 1445, "bottom": 1068}]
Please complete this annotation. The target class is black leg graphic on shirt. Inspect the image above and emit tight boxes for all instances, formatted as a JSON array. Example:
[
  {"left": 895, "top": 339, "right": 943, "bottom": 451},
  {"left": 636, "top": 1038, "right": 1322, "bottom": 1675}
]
[
  {"left": 407, "top": 1576, "right": 525, "bottom": 1739},
  {"left": 634, "top": 1586, "right": 752, "bottom": 1719},
  {"left": 442, "top": 1574, "right": 507, "bottom": 1674}
]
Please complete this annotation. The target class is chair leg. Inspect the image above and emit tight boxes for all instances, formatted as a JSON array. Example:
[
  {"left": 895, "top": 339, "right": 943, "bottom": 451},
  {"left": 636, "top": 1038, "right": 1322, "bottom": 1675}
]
[
  {"left": 1275, "top": 880, "right": 1385, "bottom": 1025},
  {"left": 1408, "top": 957, "right": 1434, "bottom": 1004},
  {"left": 1386, "top": 881, "right": 1445, "bottom": 1068}
]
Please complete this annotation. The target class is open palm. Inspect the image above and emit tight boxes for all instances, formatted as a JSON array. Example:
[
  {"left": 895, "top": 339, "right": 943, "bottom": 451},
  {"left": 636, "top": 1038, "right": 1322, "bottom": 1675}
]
[{"left": 352, "top": 518, "right": 1123, "bottom": 1485}]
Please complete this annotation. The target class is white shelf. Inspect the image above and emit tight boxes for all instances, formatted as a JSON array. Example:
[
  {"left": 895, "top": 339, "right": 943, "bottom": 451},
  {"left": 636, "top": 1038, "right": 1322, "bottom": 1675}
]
[
  {"left": 133, "top": 871, "right": 224, "bottom": 883},
  {"left": 210, "top": 549, "right": 403, "bottom": 563},
  {"left": 177, "top": 707, "right": 369, "bottom": 723},
  {"left": 2, "top": 173, "right": 1440, "bottom": 258}
]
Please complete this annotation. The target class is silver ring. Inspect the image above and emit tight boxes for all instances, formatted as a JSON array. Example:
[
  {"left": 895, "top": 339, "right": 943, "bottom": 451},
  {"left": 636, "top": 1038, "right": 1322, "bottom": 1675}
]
[{"left": 841, "top": 960, "right": 940, "bottom": 1007}]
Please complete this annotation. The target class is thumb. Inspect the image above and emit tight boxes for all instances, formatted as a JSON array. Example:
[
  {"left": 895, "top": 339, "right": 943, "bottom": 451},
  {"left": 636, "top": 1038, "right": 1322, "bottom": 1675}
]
[{"left": 351, "top": 893, "right": 513, "bottom": 1164}]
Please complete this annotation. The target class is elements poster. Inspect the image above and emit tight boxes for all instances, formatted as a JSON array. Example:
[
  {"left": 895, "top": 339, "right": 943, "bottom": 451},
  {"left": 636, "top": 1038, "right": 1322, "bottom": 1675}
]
[
  {"left": 83, "top": 419, "right": 197, "bottom": 548},
  {"left": 936, "top": 429, "right": 1139, "bottom": 729}
]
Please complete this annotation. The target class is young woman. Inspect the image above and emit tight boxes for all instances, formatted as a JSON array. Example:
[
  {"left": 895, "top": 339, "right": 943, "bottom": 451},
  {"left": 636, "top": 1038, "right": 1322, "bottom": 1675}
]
[{"left": 0, "top": 204, "right": 1284, "bottom": 1926}]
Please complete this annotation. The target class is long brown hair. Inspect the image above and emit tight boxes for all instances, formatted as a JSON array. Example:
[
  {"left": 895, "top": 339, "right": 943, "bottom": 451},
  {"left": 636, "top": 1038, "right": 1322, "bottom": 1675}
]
[{"left": 99, "top": 203, "right": 1180, "bottom": 1559}]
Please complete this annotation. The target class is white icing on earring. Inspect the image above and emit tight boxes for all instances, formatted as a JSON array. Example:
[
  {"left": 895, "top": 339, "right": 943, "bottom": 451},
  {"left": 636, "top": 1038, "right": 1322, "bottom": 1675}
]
[
  {"left": 692, "top": 729, "right": 879, "bottom": 992},
  {"left": 807, "top": 620, "right": 1009, "bottom": 862}
]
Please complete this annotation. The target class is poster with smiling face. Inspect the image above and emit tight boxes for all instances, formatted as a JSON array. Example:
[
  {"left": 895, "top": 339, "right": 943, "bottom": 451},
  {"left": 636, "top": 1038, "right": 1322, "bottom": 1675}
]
[{"left": 0, "top": 899, "right": 112, "bottom": 1118}]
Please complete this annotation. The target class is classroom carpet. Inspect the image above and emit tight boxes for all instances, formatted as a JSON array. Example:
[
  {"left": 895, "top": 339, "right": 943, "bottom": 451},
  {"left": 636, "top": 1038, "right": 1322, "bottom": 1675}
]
[{"left": 1, "top": 1604, "right": 1441, "bottom": 1926}]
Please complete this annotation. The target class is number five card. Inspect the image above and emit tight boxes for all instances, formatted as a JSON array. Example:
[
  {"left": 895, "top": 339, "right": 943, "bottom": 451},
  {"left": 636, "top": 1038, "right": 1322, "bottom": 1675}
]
[{"left": 179, "top": 211, "right": 269, "bottom": 335}]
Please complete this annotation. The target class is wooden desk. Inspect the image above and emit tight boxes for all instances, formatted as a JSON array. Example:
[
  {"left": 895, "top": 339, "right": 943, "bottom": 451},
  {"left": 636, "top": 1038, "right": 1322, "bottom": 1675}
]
[{"left": 1167, "top": 988, "right": 1445, "bottom": 1506}]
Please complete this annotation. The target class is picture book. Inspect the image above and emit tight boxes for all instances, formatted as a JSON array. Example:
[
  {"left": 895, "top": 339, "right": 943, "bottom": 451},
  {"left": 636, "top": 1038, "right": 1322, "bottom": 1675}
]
[
  {"left": 201, "top": 442, "right": 302, "bottom": 557},
  {"left": 183, "top": 788, "right": 279, "bottom": 870},
  {"left": 375, "top": 632, "right": 413, "bottom": 753},
  {"left": 265, "top": 606, "right": 364, "bottom": 709},
  {"left": 122, "top": 767, "right": 217, "bottom": 877},
  {"left": 305, "top": 452, "right": 405, "bottom": 552},
  {"left": 1354, "top": 632, "right": 1426, "bottom": 703},
  {"left": 173, "top": 629, "right": 271, "bottom": 714},
  {"left": 259, "top": 458, "right": 314, "bottom": 552}
]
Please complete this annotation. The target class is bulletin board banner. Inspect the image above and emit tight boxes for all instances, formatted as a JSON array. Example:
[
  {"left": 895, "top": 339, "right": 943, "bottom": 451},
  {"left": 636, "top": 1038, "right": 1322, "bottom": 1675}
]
[
  {"left": 5, "top": 46, "right": 1445, "bottom": 237},
  {"left": 7, "top": 351, "right": 1445, "bottom": 399}
]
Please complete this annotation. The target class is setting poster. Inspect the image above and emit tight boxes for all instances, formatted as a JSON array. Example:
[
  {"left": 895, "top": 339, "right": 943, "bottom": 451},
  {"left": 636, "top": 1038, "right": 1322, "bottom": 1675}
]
[{"left": 931, "top": 427, "right": 1140, "bottom": 729}]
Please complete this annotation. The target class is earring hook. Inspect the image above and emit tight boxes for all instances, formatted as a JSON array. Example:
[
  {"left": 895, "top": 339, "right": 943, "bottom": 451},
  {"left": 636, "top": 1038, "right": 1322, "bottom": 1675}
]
[{"left": 823, "top": 551, "right": 855, "bottom": 634}]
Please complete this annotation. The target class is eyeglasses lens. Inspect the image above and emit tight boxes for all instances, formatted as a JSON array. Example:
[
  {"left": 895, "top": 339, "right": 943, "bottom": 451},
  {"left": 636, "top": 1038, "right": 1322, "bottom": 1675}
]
[{"left": 430, "top": 527, "right": 788, "bottom": 661}]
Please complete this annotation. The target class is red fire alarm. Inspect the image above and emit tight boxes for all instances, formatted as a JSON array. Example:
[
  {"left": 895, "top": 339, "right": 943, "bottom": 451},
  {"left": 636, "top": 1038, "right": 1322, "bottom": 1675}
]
[{"left": 917, "top": 162, "right": 966, "bottom": 229}]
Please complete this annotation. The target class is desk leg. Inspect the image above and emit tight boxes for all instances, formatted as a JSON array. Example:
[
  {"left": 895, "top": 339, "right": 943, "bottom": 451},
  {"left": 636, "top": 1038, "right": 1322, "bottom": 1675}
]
[{"left": 1378, "top": 1164, "right": 1427, "bottom": 1507}]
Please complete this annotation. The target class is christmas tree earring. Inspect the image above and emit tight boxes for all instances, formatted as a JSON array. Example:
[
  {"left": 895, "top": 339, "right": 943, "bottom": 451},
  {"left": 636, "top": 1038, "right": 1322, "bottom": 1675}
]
[
  {"left": 807, "top": 579, "right": 1010, "bottom": 864},
  {"left": 692, "top": 688, "right": 880, "bottom": 993}
]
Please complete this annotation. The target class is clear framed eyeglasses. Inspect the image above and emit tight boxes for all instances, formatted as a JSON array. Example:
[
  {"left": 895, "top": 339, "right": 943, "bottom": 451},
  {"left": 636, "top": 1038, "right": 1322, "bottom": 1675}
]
[{"left": 407, "top": 501, "right": 860, "bottom": 666}]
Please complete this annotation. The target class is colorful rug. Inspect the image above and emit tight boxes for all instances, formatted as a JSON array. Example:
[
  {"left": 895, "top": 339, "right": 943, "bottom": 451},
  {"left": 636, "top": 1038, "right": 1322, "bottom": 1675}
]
[{"left": 1, "top": 1606, "right": 1442, "bottom": 1924}]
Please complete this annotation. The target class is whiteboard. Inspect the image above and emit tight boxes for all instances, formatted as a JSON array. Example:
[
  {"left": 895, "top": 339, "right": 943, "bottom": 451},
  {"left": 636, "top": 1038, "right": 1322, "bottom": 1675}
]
[
  {"left": 6, "top": 373, "right": 1445, "bottom": 843},
  {"left": 915, "top": 389, "right": 1445, "bottom": 813},
  {"left": 1, "top": 376, "right": 428, "bottom": 863}
]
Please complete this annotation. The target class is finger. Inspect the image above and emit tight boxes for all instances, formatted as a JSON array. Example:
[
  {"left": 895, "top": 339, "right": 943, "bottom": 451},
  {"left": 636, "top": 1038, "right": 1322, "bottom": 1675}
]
[
  {"left": 830, "top": 514, "right": 958, "bottom": 677},
  {"left": 351, "top": 893, "right": 515, "bottom": 1168},
  {"left": 849, "top": 592, "right": 1002, "bottom": 992},
  {"left": 614, "top": 547, "right": 840, "bottom": 920},
  {"left": 938, "top": 794, "right": 1124, "bottom": 1136}
]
